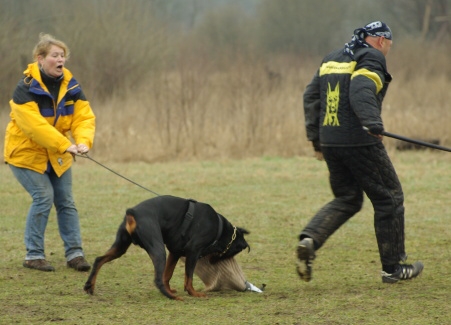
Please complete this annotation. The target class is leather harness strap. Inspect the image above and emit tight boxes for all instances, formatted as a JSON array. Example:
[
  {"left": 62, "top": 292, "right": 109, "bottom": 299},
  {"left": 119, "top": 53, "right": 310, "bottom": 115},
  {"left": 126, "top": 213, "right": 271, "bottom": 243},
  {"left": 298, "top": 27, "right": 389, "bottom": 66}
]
[
  {"left": 180, "top": 199, "right": 224, "bottom": 249},
  {"left": 180, "top": 199, "right": 196, "bottom": 240}
]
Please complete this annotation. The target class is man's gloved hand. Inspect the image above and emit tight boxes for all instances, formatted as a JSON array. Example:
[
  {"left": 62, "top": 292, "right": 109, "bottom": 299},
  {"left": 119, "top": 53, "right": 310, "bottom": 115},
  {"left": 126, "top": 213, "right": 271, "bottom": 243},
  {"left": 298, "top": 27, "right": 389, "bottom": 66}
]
[
  {"left": 366, "top": 124, "right": 384, "bottom": 136},
  {"left": 314, "top": 151, "right": 324, "bottom": 161}
]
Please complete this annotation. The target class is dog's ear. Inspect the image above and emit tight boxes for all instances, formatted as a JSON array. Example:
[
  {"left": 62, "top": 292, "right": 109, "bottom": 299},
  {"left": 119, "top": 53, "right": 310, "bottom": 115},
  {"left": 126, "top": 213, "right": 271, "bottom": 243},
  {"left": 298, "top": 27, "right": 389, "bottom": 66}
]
[{"left": 237, "top": 227, "right": 250, "bottom": 235}]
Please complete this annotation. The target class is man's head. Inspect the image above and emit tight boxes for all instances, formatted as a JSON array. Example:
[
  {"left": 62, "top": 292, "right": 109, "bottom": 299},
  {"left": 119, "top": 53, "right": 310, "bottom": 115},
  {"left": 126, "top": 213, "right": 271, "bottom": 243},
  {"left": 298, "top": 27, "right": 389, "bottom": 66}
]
[
  {"left": 364, "top": 21, "right": 392, "bottom": 40},
  {"left": 363, "top": 21, "right": 393, "bottom": 57}
]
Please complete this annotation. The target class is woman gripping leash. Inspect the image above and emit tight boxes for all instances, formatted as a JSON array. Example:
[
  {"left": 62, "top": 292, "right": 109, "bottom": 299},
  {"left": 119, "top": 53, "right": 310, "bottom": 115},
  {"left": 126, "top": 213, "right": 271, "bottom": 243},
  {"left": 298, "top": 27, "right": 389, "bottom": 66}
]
[{"left": 4, "top": 33, "right": 95, "bottom": 272}]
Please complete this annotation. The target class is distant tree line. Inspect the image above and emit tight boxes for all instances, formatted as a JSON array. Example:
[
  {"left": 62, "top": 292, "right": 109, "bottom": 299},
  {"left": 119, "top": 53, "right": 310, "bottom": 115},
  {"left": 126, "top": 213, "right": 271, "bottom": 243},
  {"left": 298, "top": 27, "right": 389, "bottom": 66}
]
[{"left": 1, "top": 0, "right": 449, "bottom": 105}]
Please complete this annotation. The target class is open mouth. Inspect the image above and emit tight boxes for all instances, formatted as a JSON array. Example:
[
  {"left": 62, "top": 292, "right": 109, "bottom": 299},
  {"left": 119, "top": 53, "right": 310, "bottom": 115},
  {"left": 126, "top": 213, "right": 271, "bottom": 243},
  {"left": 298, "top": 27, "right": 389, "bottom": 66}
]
[{"left": 57, "top": 64, "right": 63, "bottom": 70}]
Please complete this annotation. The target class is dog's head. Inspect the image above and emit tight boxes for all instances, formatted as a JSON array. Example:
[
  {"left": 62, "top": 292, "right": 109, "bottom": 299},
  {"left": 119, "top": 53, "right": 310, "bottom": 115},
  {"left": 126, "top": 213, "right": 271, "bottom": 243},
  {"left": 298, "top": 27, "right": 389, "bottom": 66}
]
[{"left": 209, "top": 226, "right": 250, "bottom": 264}]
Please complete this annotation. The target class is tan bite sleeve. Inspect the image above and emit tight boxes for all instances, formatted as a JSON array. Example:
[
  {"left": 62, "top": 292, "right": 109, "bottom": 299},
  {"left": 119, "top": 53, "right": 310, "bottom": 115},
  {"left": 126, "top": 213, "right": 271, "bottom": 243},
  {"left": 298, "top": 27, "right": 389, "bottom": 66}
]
[{"left": 182, "top": 256, "right": 247, "bottom": 292}]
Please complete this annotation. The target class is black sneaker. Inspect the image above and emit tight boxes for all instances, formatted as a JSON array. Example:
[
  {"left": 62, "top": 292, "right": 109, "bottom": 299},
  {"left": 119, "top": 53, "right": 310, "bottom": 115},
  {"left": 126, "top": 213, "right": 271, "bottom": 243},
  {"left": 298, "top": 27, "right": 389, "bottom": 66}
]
[
  {"left": 23, "top": 259, "right": 55, "bottom": 272},
  {"left": 381, "top": 261, "right": 424, "bottom": 283},
  {"left": 296, "top": 238, "right": 316, "bottom": 282},
  {"left": 67, "top": 256, "right": 91, "bottom": 272}
]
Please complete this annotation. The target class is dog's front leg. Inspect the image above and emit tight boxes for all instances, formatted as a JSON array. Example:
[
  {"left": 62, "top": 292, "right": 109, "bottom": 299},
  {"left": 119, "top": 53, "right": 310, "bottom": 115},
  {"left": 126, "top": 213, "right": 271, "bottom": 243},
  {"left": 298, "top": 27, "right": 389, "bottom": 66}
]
[
  {"left": 148, "top": 249, "right": 183, "bottom": 301},
  {"left": 163, "top": 252, "right": 179, "bottom": 294},
  {"left": 184, "top": 255, "right": 206, "bottom": 298}
]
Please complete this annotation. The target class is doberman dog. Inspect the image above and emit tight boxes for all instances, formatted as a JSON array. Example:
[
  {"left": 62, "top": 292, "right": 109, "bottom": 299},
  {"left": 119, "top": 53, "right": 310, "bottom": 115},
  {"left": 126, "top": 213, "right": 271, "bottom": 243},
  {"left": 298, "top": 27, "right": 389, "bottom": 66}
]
[{"left": 83, "top": 195, "right": 250, "bottom": 300}]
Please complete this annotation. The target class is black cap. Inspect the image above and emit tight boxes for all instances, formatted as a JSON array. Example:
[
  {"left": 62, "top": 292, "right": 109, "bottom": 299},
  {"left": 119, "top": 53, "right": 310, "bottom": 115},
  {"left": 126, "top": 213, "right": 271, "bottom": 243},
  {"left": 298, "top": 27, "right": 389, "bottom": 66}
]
[{"left": 364, "top": 21, "right": 392, "bottom": 40}]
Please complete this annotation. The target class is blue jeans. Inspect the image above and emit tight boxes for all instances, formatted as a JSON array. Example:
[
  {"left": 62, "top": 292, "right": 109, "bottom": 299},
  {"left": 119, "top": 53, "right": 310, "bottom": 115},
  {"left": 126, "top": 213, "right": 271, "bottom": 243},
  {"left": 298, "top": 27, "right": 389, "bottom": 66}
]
[{"left": 10, "top": 165, "right": 85, "bottom": 262}]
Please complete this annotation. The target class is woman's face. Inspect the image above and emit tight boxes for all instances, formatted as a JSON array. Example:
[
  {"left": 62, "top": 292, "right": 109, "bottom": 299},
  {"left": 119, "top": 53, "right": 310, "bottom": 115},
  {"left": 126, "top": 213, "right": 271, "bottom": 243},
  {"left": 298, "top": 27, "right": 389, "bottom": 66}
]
[{"left": 38, "top": 45, "right": 66, "bottom": 78}]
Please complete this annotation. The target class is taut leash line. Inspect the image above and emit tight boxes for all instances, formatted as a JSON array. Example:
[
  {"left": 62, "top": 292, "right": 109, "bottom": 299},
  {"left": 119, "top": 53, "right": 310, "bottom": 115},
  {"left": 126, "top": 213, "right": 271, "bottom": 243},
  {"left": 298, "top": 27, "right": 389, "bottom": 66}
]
[
  {"left": 363, "top": 127, "right": 451, "bottom": 153},
  {"left": 382, "top": 131, "right": 451, "bottom": 153},
  {"left": 76, "top": 153, "right": 160, "bottom": 196}
]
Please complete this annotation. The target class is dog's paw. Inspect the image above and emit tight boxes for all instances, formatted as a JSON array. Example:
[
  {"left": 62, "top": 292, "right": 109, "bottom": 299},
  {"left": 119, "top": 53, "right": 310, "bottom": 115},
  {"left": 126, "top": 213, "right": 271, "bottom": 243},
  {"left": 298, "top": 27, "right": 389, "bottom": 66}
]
[
  {"left": 188, "top": 291, "right": 207, "bottom": 298},
  {"left": 164, "top": 284, "right": 177, "bottom": 294},
  {"left": 83, "top": 283, "right": 94, "bottom": 295}
]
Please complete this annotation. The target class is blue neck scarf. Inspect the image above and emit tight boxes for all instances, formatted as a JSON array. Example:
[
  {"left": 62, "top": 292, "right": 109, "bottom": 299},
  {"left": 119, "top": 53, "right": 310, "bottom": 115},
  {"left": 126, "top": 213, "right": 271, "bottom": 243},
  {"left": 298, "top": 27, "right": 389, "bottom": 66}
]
[{"left": 343, "top": 28, "right": 369, "bottom": 59}]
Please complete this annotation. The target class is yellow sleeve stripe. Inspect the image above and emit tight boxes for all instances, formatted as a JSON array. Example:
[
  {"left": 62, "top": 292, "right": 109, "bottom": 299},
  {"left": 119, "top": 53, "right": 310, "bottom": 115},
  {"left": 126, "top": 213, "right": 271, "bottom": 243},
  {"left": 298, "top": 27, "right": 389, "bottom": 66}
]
[
  {"left": 319, "top": 61, "right": 357, "bottom": 76},
  {"left": 351, "top": 69, "right": 383, "bottom": 93}
]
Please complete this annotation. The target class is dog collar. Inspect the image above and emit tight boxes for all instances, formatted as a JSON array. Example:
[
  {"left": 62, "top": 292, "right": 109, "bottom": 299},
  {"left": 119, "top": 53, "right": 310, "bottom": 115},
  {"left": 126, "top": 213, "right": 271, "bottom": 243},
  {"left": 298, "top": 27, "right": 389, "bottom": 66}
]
[{"left": 219, "top": 226, "right": 237, "bottom": 257}]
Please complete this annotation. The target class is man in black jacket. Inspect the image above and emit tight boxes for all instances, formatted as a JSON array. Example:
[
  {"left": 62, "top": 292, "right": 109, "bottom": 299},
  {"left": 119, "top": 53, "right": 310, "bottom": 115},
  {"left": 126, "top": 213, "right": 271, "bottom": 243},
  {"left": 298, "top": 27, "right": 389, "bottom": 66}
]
[{"left": 297, "top": 21, "right": 423, "bottom": 283}]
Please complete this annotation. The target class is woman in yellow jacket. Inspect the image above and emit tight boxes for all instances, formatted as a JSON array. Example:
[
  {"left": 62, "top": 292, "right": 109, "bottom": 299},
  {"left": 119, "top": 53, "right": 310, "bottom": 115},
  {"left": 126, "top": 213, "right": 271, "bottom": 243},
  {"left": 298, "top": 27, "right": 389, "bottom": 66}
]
[{"left": 4, "top": 33, "right": 95, "bottom": 272}]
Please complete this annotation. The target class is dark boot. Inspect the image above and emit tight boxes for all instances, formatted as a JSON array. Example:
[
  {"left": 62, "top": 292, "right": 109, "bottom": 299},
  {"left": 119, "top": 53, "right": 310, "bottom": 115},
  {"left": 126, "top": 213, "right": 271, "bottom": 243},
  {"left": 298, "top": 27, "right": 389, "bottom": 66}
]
[
  {"left": 67, "top": 256, "right": 91, "bottom": 272},
  {"left": 23, "top": 259, "right": 55, "bottom": 272}
]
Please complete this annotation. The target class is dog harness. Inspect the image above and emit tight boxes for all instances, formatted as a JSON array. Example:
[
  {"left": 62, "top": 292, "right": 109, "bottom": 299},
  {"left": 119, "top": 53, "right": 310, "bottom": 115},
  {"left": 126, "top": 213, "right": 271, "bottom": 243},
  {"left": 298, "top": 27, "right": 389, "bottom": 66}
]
[
  {"left": 180, "top": 199, "right": 197, "bottom": 239},
  {"left": 180, "top": 199, "right": 224, "bottom": 250}
]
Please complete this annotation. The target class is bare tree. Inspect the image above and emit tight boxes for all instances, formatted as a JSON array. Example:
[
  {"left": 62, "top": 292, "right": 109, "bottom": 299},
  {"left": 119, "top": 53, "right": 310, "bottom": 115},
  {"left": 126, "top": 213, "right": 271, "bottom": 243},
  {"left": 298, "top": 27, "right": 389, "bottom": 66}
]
[{"left": 382, "top": 0, "right": 450, "bottom": 41}]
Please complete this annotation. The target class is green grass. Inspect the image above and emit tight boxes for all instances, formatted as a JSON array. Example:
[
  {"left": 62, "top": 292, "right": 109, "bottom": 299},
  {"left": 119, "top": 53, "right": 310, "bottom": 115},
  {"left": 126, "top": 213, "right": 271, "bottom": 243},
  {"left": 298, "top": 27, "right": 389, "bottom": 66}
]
[{"left": 1, "top": 152, "right": 451, "bottom": 324}]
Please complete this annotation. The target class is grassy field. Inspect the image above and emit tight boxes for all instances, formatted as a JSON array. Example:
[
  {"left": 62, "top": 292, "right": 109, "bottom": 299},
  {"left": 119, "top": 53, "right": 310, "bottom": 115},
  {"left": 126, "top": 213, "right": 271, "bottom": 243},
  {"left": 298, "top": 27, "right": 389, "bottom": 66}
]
[{"left": 1, "top": 152, "right": 451, "bottom": 324}]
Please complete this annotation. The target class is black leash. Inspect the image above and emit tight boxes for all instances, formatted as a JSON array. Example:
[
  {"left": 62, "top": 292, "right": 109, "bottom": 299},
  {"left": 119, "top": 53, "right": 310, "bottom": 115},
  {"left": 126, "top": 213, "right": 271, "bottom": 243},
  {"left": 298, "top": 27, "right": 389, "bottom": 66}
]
[
  {"left": 79, "top": 153, "right": 232, "bottom": 253},
  {"left": 76, "top": 153, "right": 160, "bottom": 196},
  {"left": 382, "top": 131, "right": 451, "bottom": 153},
  {"left": 363, "top": 126, "right": 451, "bottom": 153}
]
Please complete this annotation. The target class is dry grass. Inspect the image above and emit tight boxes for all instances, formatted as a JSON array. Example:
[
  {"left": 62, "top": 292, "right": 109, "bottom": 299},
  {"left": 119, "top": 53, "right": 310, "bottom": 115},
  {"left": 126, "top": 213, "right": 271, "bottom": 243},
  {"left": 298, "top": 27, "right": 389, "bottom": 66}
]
[
  {"left": 92, "top": 63, "right": 309, "bottom": 162},
  {"left": 1, "top": 5, "right": 451, "bottom": 324},
  {"left": 1, "top": 38, "right": 450, "bottom": 163},
  {"left": 12, "top": 42, "right": 440, "bottom": 164}
]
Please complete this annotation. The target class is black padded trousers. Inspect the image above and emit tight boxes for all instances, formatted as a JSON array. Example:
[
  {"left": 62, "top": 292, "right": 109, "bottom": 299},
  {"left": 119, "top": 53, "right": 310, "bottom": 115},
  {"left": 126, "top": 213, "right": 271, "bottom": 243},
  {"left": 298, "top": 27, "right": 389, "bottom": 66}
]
[{"left": 300, "top": 143, "right": 406, "bottom": 266}]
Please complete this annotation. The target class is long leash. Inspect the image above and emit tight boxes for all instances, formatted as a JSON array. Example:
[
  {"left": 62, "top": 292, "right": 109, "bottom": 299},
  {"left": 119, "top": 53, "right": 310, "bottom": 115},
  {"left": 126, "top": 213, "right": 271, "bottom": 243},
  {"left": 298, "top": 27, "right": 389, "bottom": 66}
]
[
  {"left": 76, "top": 153, "right": 160, "bottom": 196},
  {"left": 77, "top": 154, "right": 251, "bottom": 261}
]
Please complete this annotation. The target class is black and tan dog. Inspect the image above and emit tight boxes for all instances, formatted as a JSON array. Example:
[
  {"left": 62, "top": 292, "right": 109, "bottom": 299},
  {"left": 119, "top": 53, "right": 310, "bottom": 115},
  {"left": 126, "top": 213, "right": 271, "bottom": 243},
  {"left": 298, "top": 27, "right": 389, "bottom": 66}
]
[{"left": 83, "top": 195, "right": 250, "bottom": 300}]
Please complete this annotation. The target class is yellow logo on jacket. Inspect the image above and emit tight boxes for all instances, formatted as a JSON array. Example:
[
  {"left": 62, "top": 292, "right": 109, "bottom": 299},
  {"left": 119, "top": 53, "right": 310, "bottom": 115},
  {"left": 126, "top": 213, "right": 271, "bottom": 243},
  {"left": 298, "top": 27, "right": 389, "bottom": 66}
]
[{"left": 323, "top": 82, "right": 340, "bottom": 126}]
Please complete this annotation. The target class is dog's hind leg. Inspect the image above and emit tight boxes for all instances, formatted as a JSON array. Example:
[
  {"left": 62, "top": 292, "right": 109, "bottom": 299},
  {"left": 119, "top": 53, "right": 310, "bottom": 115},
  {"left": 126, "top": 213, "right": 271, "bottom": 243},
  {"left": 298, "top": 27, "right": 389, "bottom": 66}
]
[
  {"left": 84, "top": 223, "right": 132, "bottom": 295},
  {"left": 163, "top": 252, "right": 180, "bottom": 294}
]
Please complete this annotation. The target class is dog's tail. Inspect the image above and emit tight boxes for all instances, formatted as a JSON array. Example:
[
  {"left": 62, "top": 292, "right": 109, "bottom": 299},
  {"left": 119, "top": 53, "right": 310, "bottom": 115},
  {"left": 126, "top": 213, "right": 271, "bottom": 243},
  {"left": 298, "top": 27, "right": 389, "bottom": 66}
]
[{"left": 125, "top": 209, "right": 137, "bottom": 235}]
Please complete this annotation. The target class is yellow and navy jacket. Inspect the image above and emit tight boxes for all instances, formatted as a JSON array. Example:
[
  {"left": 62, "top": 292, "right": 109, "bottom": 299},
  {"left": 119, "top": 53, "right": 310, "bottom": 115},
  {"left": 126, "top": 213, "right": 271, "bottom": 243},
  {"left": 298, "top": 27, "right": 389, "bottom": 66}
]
[
  {"left": 4, "top": 62, "right": 95, "bottom": 176},
  {"left": 304, "top": 46, "right": 391, "bottom": 147}
]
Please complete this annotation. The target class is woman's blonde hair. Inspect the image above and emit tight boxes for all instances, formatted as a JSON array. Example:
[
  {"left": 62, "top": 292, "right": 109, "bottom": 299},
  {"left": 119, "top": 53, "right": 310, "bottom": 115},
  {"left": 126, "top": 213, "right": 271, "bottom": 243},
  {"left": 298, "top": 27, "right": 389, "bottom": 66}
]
[{"left": 32, "top": 33, "right": 70, "bottom": 61}]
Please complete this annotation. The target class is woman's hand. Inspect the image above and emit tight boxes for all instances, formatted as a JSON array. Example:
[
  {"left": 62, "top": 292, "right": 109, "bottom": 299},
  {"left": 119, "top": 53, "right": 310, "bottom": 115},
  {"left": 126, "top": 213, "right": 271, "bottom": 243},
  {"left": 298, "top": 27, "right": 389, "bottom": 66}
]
[
  {"left": 65, "top": 144, "right": 78, "bottom": 155},
  {"left": 77, "top": 144, "right": 89, "bottom": 154},
  {"left": 65, "top": 144, "right": 89, "bottom": 155}
]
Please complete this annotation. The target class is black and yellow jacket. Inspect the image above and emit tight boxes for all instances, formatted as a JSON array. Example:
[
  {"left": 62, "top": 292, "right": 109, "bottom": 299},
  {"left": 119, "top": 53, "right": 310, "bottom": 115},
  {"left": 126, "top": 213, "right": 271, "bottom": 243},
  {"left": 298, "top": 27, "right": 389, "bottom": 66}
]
[
  {"left": 4, "top": 62, "right": 95, "bottom": 176},
  {"left": 304, "top": 46, "right": 391, "bottom": 147}
]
